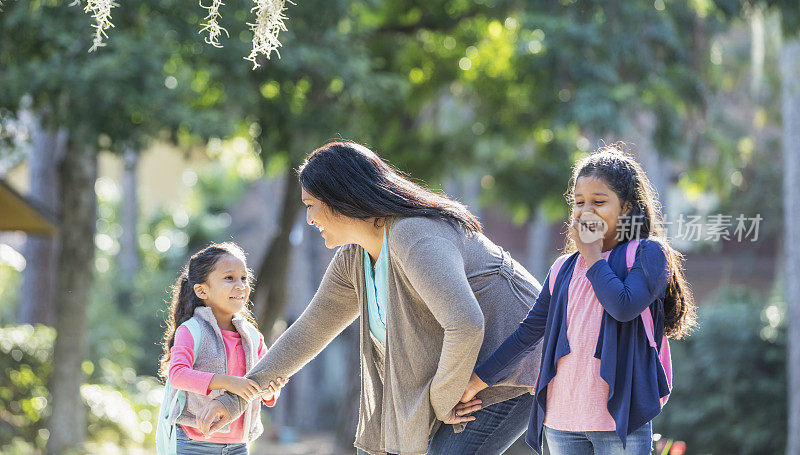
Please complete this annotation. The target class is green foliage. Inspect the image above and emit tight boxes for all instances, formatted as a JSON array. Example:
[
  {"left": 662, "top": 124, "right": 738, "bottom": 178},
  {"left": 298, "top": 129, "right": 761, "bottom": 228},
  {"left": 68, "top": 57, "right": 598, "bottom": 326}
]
[
  {"left": 0, "top": 325, "right": 53, "bottom": 451},
  {"left": 0, "top": 262, "right": 22, "bottom": 323},
  {"left": 0, "top": 110, "right": 28, "bottom": 171},
  {"left": 654, "top": 287, "right": 786, "bottom": 454},
  {"left": 1, "top": 0, "right": 750, "bottom": 223},
  {"left": 2, "top": 1, "right": 795, "bottom": 452},
  {"left": 697, "top": 11, "right": 785, "bottom": 239},
  {"left": 464, "top": 2, "right": 717, "bottom": 219},
  {"left": 81, "top": 360, "right": 162, "bottom": 450},
  {"left": 0, "top": 0, "right": 228, "bottom": 149},
  {"left": 0, "top": 324, "right": 162, "bottom": 452}
]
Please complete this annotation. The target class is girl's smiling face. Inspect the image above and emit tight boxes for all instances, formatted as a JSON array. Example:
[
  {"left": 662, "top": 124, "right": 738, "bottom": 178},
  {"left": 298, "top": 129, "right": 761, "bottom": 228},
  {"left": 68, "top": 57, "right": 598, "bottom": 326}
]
[
  {"left": 193, "top": 254, "right": 250, "bottom": 320},
  {"left": 572, "top": 176, "right": 631, "bottom": 249}
]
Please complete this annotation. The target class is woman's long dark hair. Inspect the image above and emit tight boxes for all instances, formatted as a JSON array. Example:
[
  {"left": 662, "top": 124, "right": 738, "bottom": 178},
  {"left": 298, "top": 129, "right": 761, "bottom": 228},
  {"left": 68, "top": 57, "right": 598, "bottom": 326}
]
[
  {"left": 158, "top": 242, "right": 257, "bottom": 379},
  {"left": 565, "top": 144, "right": 697, "bottom": 339},
  {"left": 298, "top": 141, "right": 482, "bottom": 233}
]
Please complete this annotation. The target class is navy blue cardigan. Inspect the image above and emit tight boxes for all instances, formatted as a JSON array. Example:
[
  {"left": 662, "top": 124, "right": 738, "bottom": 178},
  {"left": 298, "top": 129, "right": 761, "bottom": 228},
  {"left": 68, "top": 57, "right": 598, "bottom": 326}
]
[{"left": 474, "top": 239, "right": 671, "bottom": 453}]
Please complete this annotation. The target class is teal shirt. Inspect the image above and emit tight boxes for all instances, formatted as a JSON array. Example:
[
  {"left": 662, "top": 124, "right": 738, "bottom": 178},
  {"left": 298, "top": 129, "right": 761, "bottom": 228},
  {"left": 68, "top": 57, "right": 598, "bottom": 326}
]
[{"left": 364, "top": 229, "right": 388, "bottom": 344}]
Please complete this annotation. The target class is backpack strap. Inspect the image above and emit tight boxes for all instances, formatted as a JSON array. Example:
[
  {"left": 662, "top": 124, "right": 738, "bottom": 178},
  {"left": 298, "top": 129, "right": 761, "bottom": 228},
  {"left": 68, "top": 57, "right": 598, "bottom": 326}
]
[
  {"left": 157, "top": 318, "right": 203, "bottom": 455},
  {"left": 170, "top": 318, "right": 203, "bottom": 413},
  {"left": 625, "top": 239, "right": 640, "bottom": 270},
  {"left": 625, "top": 240, "right": 658, "bottom": 348},
  {"left": 183, "top": 318, "right": 203, "bottom": 357},
  {"left": 629, "top": 239, "right": 673, "bottom": 405},
  {"left": 548, "top": 254, "right": 571, "bottom": 296}
]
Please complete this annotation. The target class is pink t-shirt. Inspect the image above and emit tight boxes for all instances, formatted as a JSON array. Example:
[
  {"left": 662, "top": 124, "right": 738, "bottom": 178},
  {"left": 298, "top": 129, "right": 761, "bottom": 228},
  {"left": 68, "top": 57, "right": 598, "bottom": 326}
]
[
  {"left": 544, "top": 250, "right": 616, "bottom": 431},
  {"left": 169, "top": 325, "right": 275, "bottom": 443}
]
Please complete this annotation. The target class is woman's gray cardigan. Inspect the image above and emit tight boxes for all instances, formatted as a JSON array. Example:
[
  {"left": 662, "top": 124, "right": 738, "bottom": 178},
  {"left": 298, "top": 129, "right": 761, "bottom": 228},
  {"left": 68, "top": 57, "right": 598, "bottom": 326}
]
[{"left": 216, "top": 217, "right": 543, "bottom": 454}]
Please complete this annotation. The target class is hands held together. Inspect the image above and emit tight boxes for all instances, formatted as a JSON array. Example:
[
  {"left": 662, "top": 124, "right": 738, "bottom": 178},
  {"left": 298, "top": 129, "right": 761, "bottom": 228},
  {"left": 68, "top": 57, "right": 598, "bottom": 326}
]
[
  {"left": 443, "top": 372, "right": 489, "bottom": 425},
  {"left": 197, "top": 377, "right": 288, "bottom": 436},
  {"left": 200, "top": 372, "right": 489, "bottom": 431}
]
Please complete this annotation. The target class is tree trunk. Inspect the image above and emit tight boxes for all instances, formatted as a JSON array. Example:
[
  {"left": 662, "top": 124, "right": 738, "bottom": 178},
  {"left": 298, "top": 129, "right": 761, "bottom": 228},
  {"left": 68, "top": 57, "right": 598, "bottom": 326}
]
[
  {"left": 253, "top": 173, "right": 303, "bottom": 334},
  {"left": 333, "top": 323, "right": 360, "bottom": 447},
  {"left": 525, "top": 208, "right": 552, "bottom": 280},
  {"left": 782, "top": 37, "right": 800, "bottom": 455},
  {"left": 116, "top": 145, "right": 139, "bottom": 310},
  {"left": 749, "top": 4, "right": 765, "bottom": 98},
  {"left": 46, "top": 147, "right": 97, "bottom": 455},
  {"left": 628, "top": 110, "right": 669, "bottom": 212},
  {"left": 17, "top": 111, "right": 67, "bottom": 326}
]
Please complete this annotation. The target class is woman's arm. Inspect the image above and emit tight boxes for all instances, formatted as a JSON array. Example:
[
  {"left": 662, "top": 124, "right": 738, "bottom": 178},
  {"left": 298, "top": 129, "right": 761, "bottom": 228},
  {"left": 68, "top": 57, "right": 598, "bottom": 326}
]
[
  {"left": 585, "top": 240, "right": 669, "bottom": 322},
  {"left": 396, "top": 235, "right": 486, "bottom": 421},
  {"left": 255, "top": 336, "right": 284, "bottom": 407},
  {"left": 214, "top": 247, "right": 360, "bottom": 419}
]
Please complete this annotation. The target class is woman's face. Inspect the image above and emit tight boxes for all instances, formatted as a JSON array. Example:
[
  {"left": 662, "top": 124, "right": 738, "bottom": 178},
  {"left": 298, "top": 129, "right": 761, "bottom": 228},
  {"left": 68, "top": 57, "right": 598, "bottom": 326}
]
[{"left": 301, "top": 188, "right": 361, "bottom": 249}]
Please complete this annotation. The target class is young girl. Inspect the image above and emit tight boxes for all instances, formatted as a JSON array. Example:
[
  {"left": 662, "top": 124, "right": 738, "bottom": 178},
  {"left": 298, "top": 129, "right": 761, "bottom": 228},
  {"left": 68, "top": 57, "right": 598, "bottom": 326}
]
[
  {"left": 460, "top": 145, "right": 696, "bottom": 454},
  {"left": 159, "top": 242, "right": 287, "bottom": 454}
]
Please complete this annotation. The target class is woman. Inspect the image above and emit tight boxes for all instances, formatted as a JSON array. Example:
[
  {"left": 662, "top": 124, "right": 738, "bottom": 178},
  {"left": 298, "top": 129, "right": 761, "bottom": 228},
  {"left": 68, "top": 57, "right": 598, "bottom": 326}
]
[{"left": 198, "top": 141, "right": 543, "bottom": 454}]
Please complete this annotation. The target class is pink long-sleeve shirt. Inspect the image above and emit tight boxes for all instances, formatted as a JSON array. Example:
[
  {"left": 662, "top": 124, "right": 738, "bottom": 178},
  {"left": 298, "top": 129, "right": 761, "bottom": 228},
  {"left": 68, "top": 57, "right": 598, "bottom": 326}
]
[
  {"left": 169, "top": 325, "right": 276, "bottom": 443},
  {"left": 544, "top": 250, "right": 617, "bottom": 431}
]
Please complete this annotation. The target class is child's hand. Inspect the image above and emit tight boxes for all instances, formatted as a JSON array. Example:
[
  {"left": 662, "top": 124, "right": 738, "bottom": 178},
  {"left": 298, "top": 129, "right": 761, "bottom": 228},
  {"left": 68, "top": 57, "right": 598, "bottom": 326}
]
[
  {"left": 261, "top": 377, "right": 289, "bottom": 403},
  {"left": 460, "top": 372, "right": 488, "bottom": 404},
  {"left": 569, "top": 216, "right": 604, "bottom": 266},
  {"left": 211, "top": 374, "right": 261, "bottom": 401}
]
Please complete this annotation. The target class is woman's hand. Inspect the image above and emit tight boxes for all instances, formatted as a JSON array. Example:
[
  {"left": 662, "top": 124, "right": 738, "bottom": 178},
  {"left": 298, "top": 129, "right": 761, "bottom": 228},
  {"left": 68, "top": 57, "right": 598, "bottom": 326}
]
[
  {"left": 196, "top": 399, "right": 233, "bottom": 435},
  {"left": 568, "top": 216, "right": 604, "bottom": 266},
  {"left": 440, "top": 372, "right": 490, "bottom": 425},
  {"left": 442, "top": 398, "right": 482, "bottom": 424},
  {"left": 210, "top": 374, "right": 261, "bottom": 401}
]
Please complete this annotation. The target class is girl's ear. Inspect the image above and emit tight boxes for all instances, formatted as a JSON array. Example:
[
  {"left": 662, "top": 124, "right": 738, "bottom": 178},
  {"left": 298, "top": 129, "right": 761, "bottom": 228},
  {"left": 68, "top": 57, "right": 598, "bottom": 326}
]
[{"left": 193, "top": 283, "right": 207, "bottom": 300}]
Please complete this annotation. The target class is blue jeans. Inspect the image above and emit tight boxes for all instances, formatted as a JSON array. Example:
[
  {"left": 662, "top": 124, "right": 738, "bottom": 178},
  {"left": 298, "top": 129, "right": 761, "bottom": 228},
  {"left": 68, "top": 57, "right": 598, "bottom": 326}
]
[
  {"left": 175, "top": 425, "right": 249, "bottom": 455},
  {"left": 544, "top": 421, "right": 653, "bottom": 455},
  {"left": 427, "top": 392, "right": 534, "bottom": 454},
  {"left": 356, "top": 393, "right": 533, "bottom": 455}
]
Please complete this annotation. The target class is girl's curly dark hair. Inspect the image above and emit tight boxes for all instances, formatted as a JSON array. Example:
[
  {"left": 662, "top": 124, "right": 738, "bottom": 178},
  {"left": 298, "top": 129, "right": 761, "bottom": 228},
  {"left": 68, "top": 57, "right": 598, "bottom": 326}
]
[{"left": 565, "top": 144, "right": 696, "bottom": 339}]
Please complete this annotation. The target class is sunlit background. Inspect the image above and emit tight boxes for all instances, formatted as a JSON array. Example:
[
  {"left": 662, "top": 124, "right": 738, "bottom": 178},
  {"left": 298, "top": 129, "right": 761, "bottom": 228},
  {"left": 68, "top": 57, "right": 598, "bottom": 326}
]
[{"left": 1, "top": 0, "right": 797, "bottom": 453}]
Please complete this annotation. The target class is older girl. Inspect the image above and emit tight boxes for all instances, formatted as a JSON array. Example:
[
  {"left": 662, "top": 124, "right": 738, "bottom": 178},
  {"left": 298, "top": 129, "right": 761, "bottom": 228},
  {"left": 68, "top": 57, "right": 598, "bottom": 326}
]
[{"left": 461, "top": 146, "right": 697, "bottom": 455}]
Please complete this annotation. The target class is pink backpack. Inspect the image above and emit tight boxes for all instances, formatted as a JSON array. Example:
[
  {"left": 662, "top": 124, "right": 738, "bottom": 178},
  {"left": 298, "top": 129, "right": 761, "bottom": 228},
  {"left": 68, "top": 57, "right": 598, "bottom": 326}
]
[{"left": 548, "top": 239, "right": 672, "bottom": 407}]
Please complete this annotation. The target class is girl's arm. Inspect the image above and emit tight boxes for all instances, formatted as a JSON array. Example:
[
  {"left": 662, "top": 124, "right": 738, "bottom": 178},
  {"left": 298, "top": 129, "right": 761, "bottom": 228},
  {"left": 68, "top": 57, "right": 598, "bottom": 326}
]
[
  {"left": 169, "top": 326, "right": 263, "bottom": 400},
  {"left": 215, "top": 246, "right": 360, "bottom": 420},
  {"left": 585, "top": 239, "right": 670, "bottom": 322},
  {"left": 169, "top": 325, "right": 214, "bottom": 395},
  {"left": 208, "top": 375, "right": 261, "bottom": 401},
  {"left": 473, "top": 271, "right": 551, "bottom": 386}
]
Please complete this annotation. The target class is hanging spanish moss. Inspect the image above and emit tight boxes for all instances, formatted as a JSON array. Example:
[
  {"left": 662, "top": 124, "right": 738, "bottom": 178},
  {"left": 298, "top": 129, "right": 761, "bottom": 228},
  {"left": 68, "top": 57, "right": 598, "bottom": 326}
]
[
  {"left": 245, "top": 0, "right": 290, "bottom": 69},
  {"left": 199, "top": 0, "right": 229, "bottom": 48},
  {"left": 70, "top": 0, "right": 118, "bottom": 52},
  {"left": 68, "top": 0, "right": 289, "bottom": 67}
]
